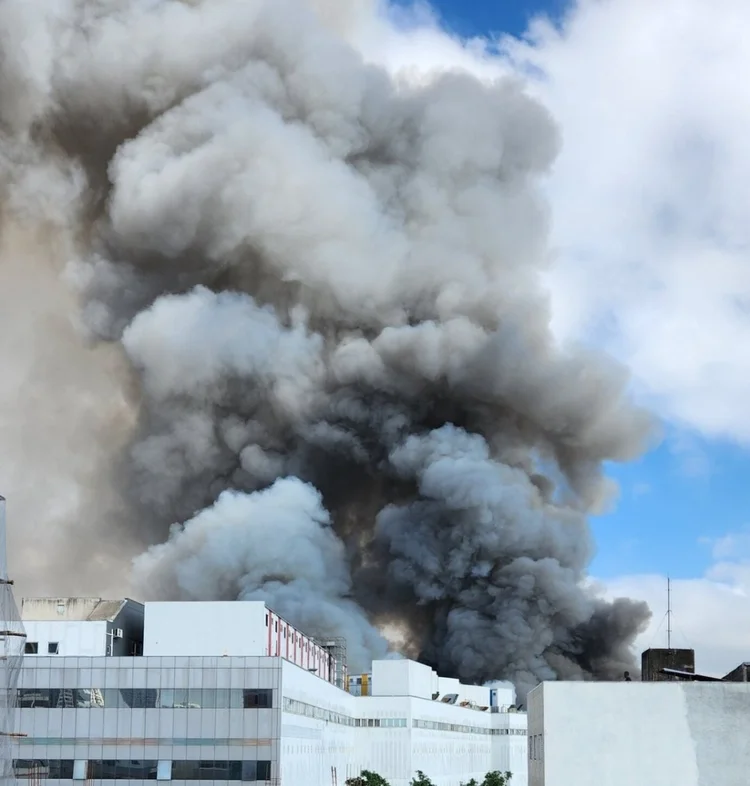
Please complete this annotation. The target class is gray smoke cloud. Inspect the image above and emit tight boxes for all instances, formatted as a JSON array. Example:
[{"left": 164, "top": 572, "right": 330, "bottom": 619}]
[{"left": 0, "top": 0, "right": 653, "bottom": 692}]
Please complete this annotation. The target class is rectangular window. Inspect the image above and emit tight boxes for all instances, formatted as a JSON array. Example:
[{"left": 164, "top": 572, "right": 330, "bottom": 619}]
[
  {"left": 23, "top": 642, "right": 38, "bottom": 654},
  {"left": 87, "top": 761, "right": 157, "bottom": 780},
  {"left": 47, "top": 642, "right": 59, "bottom": 655},
  {"left": 242, "top": 689, "right": 272, "bottom": 709},
  {"left": 170, "top": 760, "right": 267, "bottom": 781},
  {"left": 18, "top": 688, "right": 273, "bottom": 710},
  {"left": 14, "top": 760, "right": 75, "bottom": 779}
]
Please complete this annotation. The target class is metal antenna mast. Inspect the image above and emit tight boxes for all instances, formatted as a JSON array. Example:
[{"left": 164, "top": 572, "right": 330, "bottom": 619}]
[{"left": 667, "top": 576, "right": 672, "bottom": 650}]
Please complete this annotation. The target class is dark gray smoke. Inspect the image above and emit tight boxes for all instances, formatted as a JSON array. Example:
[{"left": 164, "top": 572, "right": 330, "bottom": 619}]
[{"left": 0, "top": 0, "right": 652, "bottom": 695}]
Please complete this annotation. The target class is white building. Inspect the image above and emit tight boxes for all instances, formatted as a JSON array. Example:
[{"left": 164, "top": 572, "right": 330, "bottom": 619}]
[
  {"left": 527, "top": 680, "right": 750, "bottom": 786},
  {"left": 14, "top": 598, "right": 528, "bottom": 785},
  {"left": 21, "top": 597, "right": 144, "bottom": 658}
]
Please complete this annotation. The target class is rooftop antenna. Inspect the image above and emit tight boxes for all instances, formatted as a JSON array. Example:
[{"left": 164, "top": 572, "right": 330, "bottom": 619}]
[{"left": 667, "top": 575, "right": 672, "bottom": 651}]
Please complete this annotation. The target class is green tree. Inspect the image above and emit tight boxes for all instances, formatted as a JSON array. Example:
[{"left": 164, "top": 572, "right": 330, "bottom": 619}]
[
  {"left": 461, "top": 773, "right": 513, "bottom": 786},
  {"left": 410, "top": 772, "right": 435, "bottom": 786},
  {"left": 345, "top": 771, "right": 391, "bottom": 786},
  {"left": 482, "top": 771, "right": 512, "bottom": 786}
]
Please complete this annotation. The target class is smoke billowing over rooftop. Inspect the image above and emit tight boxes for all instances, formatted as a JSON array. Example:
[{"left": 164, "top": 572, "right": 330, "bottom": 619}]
[{"left": 0, "top": 0, "right": 652, "bottom": 695}]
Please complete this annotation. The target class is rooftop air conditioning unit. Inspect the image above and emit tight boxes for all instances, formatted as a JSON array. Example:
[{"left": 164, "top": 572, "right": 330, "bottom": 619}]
[{"left": 113, "top": 628, "right": 124, "bottom": 639}]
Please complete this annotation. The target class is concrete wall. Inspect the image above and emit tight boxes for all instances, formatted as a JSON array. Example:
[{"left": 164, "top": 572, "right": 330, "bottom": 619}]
[
  {"left": 22, "top": 619, "right": 108, "bottom": 657},
  {"left": 529, "top": 681, "right": 750, "bottom": 786},
  {"left": 280, "top": 659, "right": 358, "bottom": 784},
  {"left": 144, "top": 601, "right": 268, "bottom": 656},
  {"left": 22, "top": 599, "right": 144, "bottom": 658},
  {"left": 372, "top": 659, "right": 437, "bottom": 699},
  {"left": 527, "top": 681, "right": 544, "bottom": 786},
  {"left": 371, "top": 659, "right": 494, "bottom": 708},
  {"left": 282, "top": 658, "right": 527, "bottom": 786},
  {"left": 144, "top": 602, "right": 331, "bottom": 680}
]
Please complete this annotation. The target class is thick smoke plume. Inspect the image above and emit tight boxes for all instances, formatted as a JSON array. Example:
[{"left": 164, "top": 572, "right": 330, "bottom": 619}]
[{"left": 0, "top": 0, "right": 652, "bottom": 694}]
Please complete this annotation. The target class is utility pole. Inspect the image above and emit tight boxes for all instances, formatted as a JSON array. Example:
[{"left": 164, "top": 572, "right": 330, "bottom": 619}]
[{"left": 667, "top": 576, "right": 672, "bottom": 650}]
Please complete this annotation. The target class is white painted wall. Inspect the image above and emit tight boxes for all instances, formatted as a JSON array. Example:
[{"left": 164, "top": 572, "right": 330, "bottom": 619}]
[
  {"left": 372, "top": 659, "right": 494, "bottom": 708},
  {"left": 529, "top": 681, "right": 750, "bottom": 786},
  {"left": 282, "top": 658, "right": 527, "bottom": 786},
  {"left": 280, "top": 659, "right": 358, "bottom": 784},
  {"left": 144, "top": 602, "right": 332, "bottom": 679},
  {"left": 144, "top": 601, "right": 268, "bottom": 656},
  {"left": 22, "top": 620, "right": 107, "bottom": 657},
  {"left": 372, "top": 659, "right": 421, "bottom": 697}
]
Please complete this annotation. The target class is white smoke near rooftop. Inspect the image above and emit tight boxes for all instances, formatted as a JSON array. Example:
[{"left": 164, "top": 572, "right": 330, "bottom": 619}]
[
  {"left": 133, "top": 478, "right": 388, "bottom": 671},
  {"left": 0, "top": 0, "right": 652, "bottom": 693}
]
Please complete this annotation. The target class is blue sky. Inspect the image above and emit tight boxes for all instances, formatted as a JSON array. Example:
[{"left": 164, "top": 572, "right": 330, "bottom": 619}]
[
  {"left": 393, "top": 0, "right": 564, "bottom": 38},
  {"left": 388, "top": 0, "right": 750, "bottom": 593}
]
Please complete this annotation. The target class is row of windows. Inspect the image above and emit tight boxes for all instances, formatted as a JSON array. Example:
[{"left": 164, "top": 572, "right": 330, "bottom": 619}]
[
  {"left": 264, "top": 615, "right": 319, "bottom": 649},
  {"left": 282, "top": 697, "right": 520, "bottom": 735},
  {"left": 360, "top": 718, "right": 408, "bottom": 728},
  {"left": 24, "top": 642, "right": 59, "bottom": 655},
  {"left": 529, "top": 734, "right": 545, "bottom": 760},
  {"left": 283, "top": 697, "right": 404, "bottom": 729},
  {"left": 14, "top": 760, "right": 272, "bottom": 781},
  {"left": 17, "top": 738, "right": 266, "bottom": 747},
  {"left": 17, "top": 688, "right": 273, "bottom": 709},
  {"left": 283, "top": 697, "right": 354, "bottom": 726},
  {"left": 412, "top": 719, "right": 527, "bottom": 736}
]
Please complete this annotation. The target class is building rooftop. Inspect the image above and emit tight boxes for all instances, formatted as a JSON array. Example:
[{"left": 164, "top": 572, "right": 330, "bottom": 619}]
[{"left": 21, "top": 597, "right": 141, "bottom": 622}]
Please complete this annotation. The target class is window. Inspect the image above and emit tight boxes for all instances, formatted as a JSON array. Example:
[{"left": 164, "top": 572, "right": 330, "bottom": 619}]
[
  {"left": 24, "top": 642, "right": 38, "bottom": 654},
  {"left": 171, "top": 760, "right": 269, "bottom": 781},
  {"left": 17, "top": 688, "right": 273, "bottom": 710},
  {"left": 15, "top": 760, "right": 75, "bottom": 779},
  {"left": 265, "top": 614, "right": 268, "bottom": 626},
  {"left": 47, "top": 642, "right": 59, "bottom": 655},
  {"left": 87, "top": 761, "right": 157, "bottom": 780},
  {"left": 242, "top": 689, "right": 272, "bottom": 709},
  {"left": 274, "top": 620, "right": 278, "bottom": 632}
]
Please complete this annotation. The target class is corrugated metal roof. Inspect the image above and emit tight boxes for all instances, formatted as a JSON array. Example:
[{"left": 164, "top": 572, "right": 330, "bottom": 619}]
[{"left": 20, "top": 597, "right": 138, "bottom": 622}]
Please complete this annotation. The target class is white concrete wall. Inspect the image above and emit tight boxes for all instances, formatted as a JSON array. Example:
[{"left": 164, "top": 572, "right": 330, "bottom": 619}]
[
  {"left": 489, "top": 711, "right": 527, "bottom": 783},
  {"left": 280, "top": 659, "right": 358, "bottom": 784},
  {"left": 145, "top": 602, "right": 332, "bottom": 680},
  {"left": 22, "top": 620, "right": 107, "bottom": 657},
  {"left": 530, "top": 681, "right": 750, "bottom": 786},
  {"left": 144, "top": 601, "right": 268, "bottom": 656},
  {"left": 527, "top": 682, "right": 544, "bottom": 786},
  {"left": 371, "top": 659, "right": 417, "bottom": 697},
  {"left": 372, "top": 660, "right": 492, "bottom": 707},
  {"left": 489, "top": 685, "right": 516, "bottom": 709}
]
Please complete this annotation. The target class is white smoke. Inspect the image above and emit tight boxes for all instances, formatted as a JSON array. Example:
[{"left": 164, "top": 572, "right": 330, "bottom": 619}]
[{"left": 134, "top": 477, "right": 388, "bottom": 670}]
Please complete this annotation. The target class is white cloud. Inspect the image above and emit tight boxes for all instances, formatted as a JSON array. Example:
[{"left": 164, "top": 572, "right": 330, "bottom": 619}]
[
  {"left": 707, "top": 526, "right": 750, "bottom": 562},
  {"left": 350, "top": 0, "right": 750, "bottom": 444},
  {"left": 599, "top": 555, "right": 750, "bottom": 677},
  {"left": 511, "top": 0, "right": 750, "bottom": 443}
]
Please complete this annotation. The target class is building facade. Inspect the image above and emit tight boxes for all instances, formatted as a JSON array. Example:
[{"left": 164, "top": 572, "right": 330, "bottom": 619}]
[
  {"left": 527, "top": 680, "right": 750, "bottom": 786},
  {"left": 14, "top": 599, "right": 528, "bottom": 786}
]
